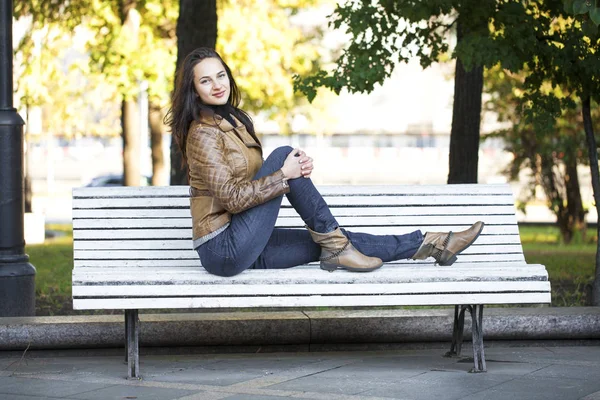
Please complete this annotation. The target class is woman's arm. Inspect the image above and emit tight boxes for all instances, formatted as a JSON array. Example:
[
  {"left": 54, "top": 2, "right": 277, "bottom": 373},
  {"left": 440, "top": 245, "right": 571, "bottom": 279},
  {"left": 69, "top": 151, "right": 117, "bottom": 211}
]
[{"left": 187, "top": 125, "right": 289, "bottom": 214}]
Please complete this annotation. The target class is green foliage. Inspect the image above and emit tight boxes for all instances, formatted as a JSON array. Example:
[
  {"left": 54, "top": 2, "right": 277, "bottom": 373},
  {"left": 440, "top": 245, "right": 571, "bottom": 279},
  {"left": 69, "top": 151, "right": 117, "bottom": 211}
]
[
  {"left": 564, "top": 0, "right": 600, "bottom": 25},
  {"left": 85, "top": 0, "right": 178, "bottom": 104},
  {"left": 14, "top": 0, "right": 178, "bottom": 139},
  {"left": 484, "top": 64, "right": 594, "bottom": 243},
  {"left": 217, "top": 0, "right": 331, "bottom": 131},
  {"left": 14, "top": 13, "right": 121, "bottom": 136},
  {"left": 514, "top": 2, "right": 600, "bottom": 133},
  {"left": 14, "top": 0, "right": 94, "bottom": 28},
  {"left": 294, "top": 0, "right": 550, "bottom": 101}
]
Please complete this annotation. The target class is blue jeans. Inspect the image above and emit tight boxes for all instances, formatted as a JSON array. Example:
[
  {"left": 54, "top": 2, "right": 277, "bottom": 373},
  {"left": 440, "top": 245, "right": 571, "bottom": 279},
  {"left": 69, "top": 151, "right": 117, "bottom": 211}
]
[{"left": 197, "top": 146, "right": 424, "bottom": 277}]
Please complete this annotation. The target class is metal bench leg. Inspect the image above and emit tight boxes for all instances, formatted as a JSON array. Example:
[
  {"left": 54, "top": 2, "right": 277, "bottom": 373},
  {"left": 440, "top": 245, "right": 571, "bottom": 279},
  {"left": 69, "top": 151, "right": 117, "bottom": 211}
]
[
  {"left": 445, "top": 305, "right": 467, "bottom": 357},
  {"left": 469, "top": 304, "right": 487, "bottom": 373},
  {"left": 124, "top": 311, "right": 128, "bottom": 363},
  {"left": 125, "top": 309, "right": 140, "bottom": 379}
]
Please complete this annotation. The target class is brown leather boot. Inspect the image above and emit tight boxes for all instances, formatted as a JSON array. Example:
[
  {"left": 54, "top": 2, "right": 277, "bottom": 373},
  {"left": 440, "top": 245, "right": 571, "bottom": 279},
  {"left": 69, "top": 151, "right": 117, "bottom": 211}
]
[
  {"left": 307, "top": 227, "right": 383, "bottom": 272},
  {"left": 411, "top": 221, "right": 485, "bottom": 266}
]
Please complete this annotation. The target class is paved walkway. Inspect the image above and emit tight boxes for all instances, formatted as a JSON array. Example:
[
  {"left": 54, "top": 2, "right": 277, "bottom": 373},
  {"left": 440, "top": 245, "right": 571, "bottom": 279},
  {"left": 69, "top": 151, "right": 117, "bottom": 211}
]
[{"left": 1, "top": 343, "right": 600, "bottom": 400}]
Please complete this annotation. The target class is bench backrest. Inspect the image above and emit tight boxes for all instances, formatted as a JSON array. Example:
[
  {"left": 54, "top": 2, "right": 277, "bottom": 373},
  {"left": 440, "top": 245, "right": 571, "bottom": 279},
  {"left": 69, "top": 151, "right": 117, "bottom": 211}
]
[{"left": 72, "top": 184, "right": 525, "bottom": 269}]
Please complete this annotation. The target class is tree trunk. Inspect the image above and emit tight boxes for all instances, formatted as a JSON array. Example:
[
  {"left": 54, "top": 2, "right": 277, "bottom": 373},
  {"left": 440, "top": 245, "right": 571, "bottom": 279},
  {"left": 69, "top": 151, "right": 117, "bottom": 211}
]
[
  {"left": 539, "top": 155, "right": 568, "bottom": 240},
  {"left": 170, "top": 0, "right": 217, "bottom": 185},
  {"left": 149, "top": 102, "right": 166, "bottom": 186},
  {"left": 120, "top": 0, "right": 141, "bottom": 187},
  {"left": 122, "top": 100, "right": 140, "bottom": 186},
  {"left": 582, "top": 96, "right": 600, "bottom": 306},
  {"left": 447, "top": 18, "right": 484, "bottom": 184},
  {"left": 564, "top": 155, "right": 587, "bottom": 243}
]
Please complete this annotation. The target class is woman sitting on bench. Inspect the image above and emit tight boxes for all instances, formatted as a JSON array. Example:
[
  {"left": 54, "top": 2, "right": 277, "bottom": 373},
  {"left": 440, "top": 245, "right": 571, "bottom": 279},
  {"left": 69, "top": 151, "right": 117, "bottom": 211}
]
[{"left": 165, "top": 47, "right": 484, "bottom": 277}]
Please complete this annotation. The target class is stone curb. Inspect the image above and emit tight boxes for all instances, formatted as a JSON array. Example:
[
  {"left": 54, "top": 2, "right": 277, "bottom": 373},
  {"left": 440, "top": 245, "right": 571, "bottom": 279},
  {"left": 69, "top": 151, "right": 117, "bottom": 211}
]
[{"left": 1, "top": 307, "right": 599, "bottom": 351}]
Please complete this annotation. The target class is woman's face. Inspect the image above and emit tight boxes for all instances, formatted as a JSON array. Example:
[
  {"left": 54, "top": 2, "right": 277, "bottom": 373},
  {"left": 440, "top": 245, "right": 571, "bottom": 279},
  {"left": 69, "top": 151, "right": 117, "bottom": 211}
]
[{"left": 193, "top": 58, "right": 231, "bottom": 106}]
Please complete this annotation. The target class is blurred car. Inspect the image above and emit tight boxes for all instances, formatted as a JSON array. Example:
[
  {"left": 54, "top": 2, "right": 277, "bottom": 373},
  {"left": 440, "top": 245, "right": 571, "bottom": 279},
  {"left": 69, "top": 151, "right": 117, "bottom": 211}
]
[{"left": 85, "top": 174, "right": 151, "bottom": 187}]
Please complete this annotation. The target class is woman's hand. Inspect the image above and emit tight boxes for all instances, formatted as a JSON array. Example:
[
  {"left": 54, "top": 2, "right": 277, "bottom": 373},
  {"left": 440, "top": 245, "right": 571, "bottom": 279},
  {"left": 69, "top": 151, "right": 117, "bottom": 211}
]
[{"left": 281, "top": 148, "right": 314, "bottom": 180}]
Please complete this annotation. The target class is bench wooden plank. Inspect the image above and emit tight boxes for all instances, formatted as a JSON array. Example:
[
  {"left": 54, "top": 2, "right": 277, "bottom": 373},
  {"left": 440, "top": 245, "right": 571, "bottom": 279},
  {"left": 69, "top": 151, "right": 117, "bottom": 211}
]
[
  {"left": 73, "top": 255, "right": 527, "bottom": 268},
  {"left": 73, "top": 184, "right": 515, "bottom": 197},
  {"left": 72, "top": 235, "right": 523, "bottom": 250},
  {"left": 73, "top": 281, "right": 550, "bottom": 296},
  {"left": 72, "top": 205, "right": 519, "bottom": 219},
  {"left": 73, "top": 194, "right": 516, "bottom": 209},
  {"left": 73, "top": 244, "right": 524, "bottom": 260},
  {"left": 73, "top": 254, "right": 530, "bottom": 268},
  {"left": 73, "top": 292, "right": 551, "bottom": 310},
  {"left": 72, "top": 215, "right": 517, "bottom": 229},
  {"left": 73, "top": 264, "right": 549, "bottom": 283},
  {"left": 72, "top": 225, "right": 520, "bottom": 240}
]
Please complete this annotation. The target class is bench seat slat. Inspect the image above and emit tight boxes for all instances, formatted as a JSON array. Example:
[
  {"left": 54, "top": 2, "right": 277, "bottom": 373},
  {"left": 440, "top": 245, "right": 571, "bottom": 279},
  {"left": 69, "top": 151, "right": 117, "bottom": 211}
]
[
  {"left": 73, "top": 254, "right": 527, "bottom": 267},
  {"left": 73, "top": 292, "right": 552, "bottom": 310},
  {"left": 73, "top": 264, "right": 549, "bottom": 284},
  {"left": 72, "top": 235, "right": 524, "bottom": 250},
  {"left": 73, "top": 244, "right": 525, "bottom": 260},
  {"left": 73, "top": 263, "right": 547, "bottom": 273},
  {"left": 73, "top": 184, "right": 514, "bottom": 198},
  {"left": 72, "top": 215, "right": 517, "bottom": 229},
  {"left": 72, "top": 205, "right": 519, "bottom": 219},
  {"left": 72, "top": 225, "right": 520, "bottom": 240},
  {"left": 73, "top": 254, "right": 529, "bottom": 268},
  {"left": 73, "top": 194, "right": 516, "bottom": 209},
  {"left": 72, "top": 281, "right": 551, "bottom": 297}
]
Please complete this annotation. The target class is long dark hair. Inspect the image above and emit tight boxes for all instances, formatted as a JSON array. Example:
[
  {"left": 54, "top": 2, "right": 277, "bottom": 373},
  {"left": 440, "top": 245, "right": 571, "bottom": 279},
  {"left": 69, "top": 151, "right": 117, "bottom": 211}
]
[{"left": 164, "top": 47, "right": 256, "bottom": 161}]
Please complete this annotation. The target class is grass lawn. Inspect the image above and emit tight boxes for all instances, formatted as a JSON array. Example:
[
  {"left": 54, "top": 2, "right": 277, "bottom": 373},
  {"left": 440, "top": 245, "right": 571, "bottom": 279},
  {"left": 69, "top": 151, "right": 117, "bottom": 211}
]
[
  {"left": 26, "top": 224, "right": 598, "bottom": 315},
  {"left": 28, "top": 224, "right": 76, "bottom": 316},
  {"left": 521, "top": 226, "right": 597, "bottom": 306}
]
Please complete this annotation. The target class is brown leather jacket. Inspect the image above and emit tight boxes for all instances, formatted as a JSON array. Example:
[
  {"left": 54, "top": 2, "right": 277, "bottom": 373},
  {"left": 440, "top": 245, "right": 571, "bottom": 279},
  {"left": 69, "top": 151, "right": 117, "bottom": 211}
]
[{"left": 186, "top": 113, "right": 289, "bottom": 244}]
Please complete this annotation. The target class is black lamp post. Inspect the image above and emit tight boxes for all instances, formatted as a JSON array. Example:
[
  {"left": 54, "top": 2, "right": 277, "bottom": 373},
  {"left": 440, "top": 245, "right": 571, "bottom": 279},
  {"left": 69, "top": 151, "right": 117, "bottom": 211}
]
[{"left": 0, "top": 0, "right": 36, "bottom": 316}]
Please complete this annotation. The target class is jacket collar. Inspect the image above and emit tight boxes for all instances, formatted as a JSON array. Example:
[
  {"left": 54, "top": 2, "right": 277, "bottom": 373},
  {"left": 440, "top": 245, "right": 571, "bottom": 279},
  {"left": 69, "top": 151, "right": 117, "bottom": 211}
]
[{"left": 198, "top": 110, "right": 261, "bottom": 149}]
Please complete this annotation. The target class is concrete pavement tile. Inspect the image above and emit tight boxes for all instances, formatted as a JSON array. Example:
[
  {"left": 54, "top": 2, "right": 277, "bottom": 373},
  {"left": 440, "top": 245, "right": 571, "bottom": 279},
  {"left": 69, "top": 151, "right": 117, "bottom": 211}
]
[
  {"left": 0, "top": 376, "right": 113, "bottom": 398},
  {"left": 205, "top": 355, "right": 327, "bottom": 372},
  {"left": 0, "top": 394, "right": 64, "bottom": 400},
  {"left": 369, "top": 356, "right": 466, "bottom": 372},
  {"left": 267, "top": 373, "right": 400, "bottom": 396},
  {"left": 145, "top": 354, "right": 328, "bottom": 386},
  {"left": 581, "top": 390, "right": 600, "bottom": 400},
  {"left": 528, "top": 364, "right": 600, "bottom": 380},
  {"left": 173, "top": 392, "right": 231, "bottom": 400},
  {"left": 458, "top": 376, "right": 600, "bottom": 400},
  {"left": 538, "top": 346, "right": 600, "bottom": 363},
  {"left": 483, "top": 346, "right": 600, "bottom": 366},
  {"left": 65, "top": 384, "right": 196, "bottom": 400},
  {"left": 359, "top": 370, "right": 514, "bottom": 400},
  {"left": 470, "top": 360, "right": 549, "bottom": 376},
  {"left": 222, "top": 395, "right": 298, "bottom": 400},
  {"left": 142, "top": 366, "right": 264, "bottom": 386},
  {"left": 307, "top": 362, "right": 426, "bottom": 381}
]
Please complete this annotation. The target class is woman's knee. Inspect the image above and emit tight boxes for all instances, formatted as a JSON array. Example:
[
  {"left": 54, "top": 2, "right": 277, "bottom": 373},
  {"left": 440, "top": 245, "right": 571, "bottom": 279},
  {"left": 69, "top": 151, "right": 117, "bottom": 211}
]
[{"left": 267, "top": 146, "right": 294, "bottom": 164}]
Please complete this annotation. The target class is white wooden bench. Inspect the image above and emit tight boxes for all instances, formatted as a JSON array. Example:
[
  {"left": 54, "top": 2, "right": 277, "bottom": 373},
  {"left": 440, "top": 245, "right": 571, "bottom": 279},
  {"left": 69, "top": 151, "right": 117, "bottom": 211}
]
[{"left": 72, "top": 184, "right": 551, "bottom": 379}]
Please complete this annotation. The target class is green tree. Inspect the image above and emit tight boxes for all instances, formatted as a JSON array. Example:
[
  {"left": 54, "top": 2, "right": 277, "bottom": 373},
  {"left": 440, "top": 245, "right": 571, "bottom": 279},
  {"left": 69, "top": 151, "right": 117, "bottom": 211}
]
[
  {"left": 86, "top": 0, "right": 178, "bottom": 186},
  {"left": 518, "top": 0, "right": 600, "bottom": 303},
  {"left": 15, "top": 0, "right": 178, "bottom": 187},
  {"left": 14, "top": 4, "right": 121, "bottom": 208},
  {"left": 485, "top": 66, "right": 590, "bottom": 243},
  {"left": 293, "top": 0, "right": 545, "bottom": 184}
]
